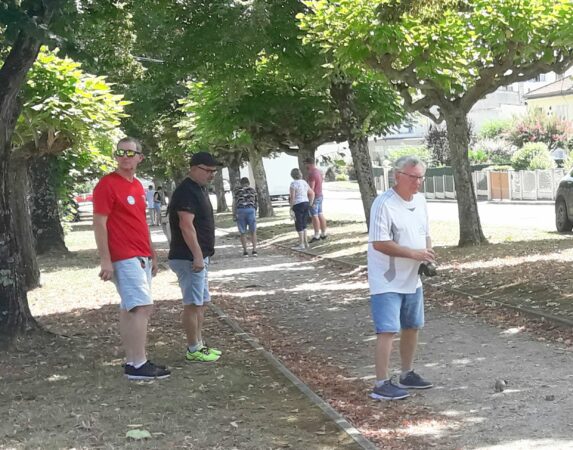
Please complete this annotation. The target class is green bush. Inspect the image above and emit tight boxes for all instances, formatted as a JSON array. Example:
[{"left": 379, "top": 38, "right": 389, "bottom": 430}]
[
  {"left": 335, "top": 173, "right": 349, "bottom": 181},
  {"left": 529, "top": 152, "right": 556, "bottom": 170},
  {"left": 387, "top": 146, "right": 432, "bottom": 167},
  {"left": 468, "top": 149, "right": 488, "bottom": 164},
  {"left": 510, "top": 142, "right": 551, "bottom": 170},
  {"left": 479, "top": 119, "right": 512, "bottom": 139}
]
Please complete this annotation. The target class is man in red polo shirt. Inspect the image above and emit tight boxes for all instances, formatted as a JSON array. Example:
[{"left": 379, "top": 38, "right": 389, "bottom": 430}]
[
  {"left": 305, "top": 157, "right": 328, "bottom": 242},
  {"left": 93, "top": 137, "right": 170, "bottom": 380}
]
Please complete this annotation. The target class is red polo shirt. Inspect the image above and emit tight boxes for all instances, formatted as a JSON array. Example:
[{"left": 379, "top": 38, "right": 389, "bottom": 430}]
[{"left": 93, "top": 172, "right": 151, "bottom": 262}]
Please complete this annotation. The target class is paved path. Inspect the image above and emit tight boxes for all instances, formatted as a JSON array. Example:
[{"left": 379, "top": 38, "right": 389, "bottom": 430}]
[{"left": 208, "top": 232, "right": 573, "bottom": 450}]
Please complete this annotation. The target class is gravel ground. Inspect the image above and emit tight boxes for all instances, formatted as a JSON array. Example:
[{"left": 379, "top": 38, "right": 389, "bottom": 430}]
[{"left": 210, "top": 231, "right": 573, "bottom": 450}]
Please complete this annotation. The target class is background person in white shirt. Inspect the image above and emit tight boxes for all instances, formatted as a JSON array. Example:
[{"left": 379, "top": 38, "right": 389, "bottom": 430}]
[
  {"left": 145, "top": 185, "right": 155, "bottom": 225},
  {"left": 367, "top": 155, "right": 435, "bottom": 401},
  {"left": 289, "top": 168, "right": 314, "bottom": 250}
]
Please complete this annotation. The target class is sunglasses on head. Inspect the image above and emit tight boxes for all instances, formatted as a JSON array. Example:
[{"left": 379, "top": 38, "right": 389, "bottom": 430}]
[{"left": 114, "top": 149, "right": 142, "bottom": 158}]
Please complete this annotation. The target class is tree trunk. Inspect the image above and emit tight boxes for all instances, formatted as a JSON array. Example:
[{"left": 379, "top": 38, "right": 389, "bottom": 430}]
[
  {"left": 228, "top": 162, "right": 241, "bottom": 192},
  {"left": 0, "top": 24, "right": 49, "bottom": 337},
  {"left": 29, "top": 154, "right": 68, "bottom": 255},
  {"left": 297, "top": 143, "right": 315, "bottom": 178},
  {"left": 249, "top": 146, "right": 274, "bottom": 218},
  {"left": 10, "top": 153, "right": 41, "bottom": 290},
  {"left": 444, "top": 111, "right": 487, "bottom": 246},
  {"left": 331, "top": 80, "right": 377, "bottom": 227},
  {"left": 348, "top": 134, "right": 377, "bottom": 227},
  {"left": 213, "top": 169, "right": 228, "bottom": 213}
]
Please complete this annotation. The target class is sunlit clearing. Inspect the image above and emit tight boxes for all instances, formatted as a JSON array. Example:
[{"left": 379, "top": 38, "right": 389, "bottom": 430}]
[
  {"left": 502, "top": 326, "right": 525, "bottom": 335},
  {"left": 442, "top": 252, "right": 573, "bottom": 271},
  {"left": 403, "top": 419, "right": 453, "bottom": 437},
  {"left": 463, "top": 416, "right": 487, "bottom": 424},
  {"left": 223, "top": 290, "right": 276, "bottom": 298},
  {"left": 442, "top": 410, "right": 463, "bottom": 417},
  {"left": 47, "top": 374, "right": 69, "bottom": 382},
  {"left": 451, "top": 358, "right": 472, "bottom": 365},
  {"left": 285, "top": 281, "right": 368, "bottom": 292},
  {"left": 210, "top": 261, "right": 313, "bottom": 278},
  {"left": 475, "top": 438, "right": 573, "bottom": 449}
]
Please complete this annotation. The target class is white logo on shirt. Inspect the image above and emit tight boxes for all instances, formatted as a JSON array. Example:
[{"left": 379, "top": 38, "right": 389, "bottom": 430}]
[{"left": 127, "top": 195, "right": 135, "bottom": 205}]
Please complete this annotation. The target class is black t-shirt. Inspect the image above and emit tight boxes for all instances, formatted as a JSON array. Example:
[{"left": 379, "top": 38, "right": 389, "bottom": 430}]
[{"left": 168, "top": 177, "right": 215, "bottom": 260}]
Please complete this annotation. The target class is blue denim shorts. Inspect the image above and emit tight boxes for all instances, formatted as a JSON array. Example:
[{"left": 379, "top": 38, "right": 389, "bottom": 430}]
[
  {"left": 370, "top": 288, "right": 424, "bottom": 333},
  {"left": 113, "top": 257, "right": 153, "bottom": 311},
  {"left": 236, "top": 207, "right": 256, "bottom": 234},
  {"left": 309, "top": 195, "right": 323, "bottom": 216},
  {"left": 169, "top": 258, "right": 210, "bottom": 306}
]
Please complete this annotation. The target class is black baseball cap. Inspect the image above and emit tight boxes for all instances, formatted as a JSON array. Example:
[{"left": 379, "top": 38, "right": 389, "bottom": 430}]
[{"left": 190, "top": 152, "right": 222, "bottom": 167}]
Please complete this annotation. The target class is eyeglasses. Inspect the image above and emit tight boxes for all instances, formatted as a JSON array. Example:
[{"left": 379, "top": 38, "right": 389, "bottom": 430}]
[
  {"left": 114, "top": 149, "right": 142, "bottom": 158},
  {"left": 197, "top": 166, "right": 218, "bottom": 174},
  {"left": 398, "top": 171, "right": 425, "bottom": 181}
]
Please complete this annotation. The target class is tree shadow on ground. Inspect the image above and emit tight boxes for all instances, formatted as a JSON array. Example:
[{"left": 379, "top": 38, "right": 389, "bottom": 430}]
[{"left": 0, "top": 300, "right": 359, "bottom": 449}]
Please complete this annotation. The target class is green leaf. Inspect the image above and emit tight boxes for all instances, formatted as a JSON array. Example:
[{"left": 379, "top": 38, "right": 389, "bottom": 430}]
[{"left": 125, "top": 429, "right": 152, "bottom": 440}]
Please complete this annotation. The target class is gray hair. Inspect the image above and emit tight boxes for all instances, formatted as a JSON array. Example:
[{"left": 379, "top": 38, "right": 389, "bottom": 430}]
[
  {"left": 290, "top": 168, "right": 302, "bottom": 180},
  {"left": 394, "top": 155, "right": 425, "bottom": 171},
  {"left": 117, "top": 136, "right": 142, "bottom": 153}
]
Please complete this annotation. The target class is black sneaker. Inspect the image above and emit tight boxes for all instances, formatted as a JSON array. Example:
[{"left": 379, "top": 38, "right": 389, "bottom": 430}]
[
  {"left": 251, "top": 250, "right": 258, "bottom": 257},
  {"left": 398, "top": 370, "right": 433, "bottom": 389},
  {"left": 320, "top": 234, "right": 327, "bottom": 240},
  {"left": 243, "top": 250, "right": 249, "bottom": 257},
  {"left": 124, "top": 361, "right": 171, "bottom": 380},
  {"left": 309, "top": 237, "right": 320, "bottom": 243}
]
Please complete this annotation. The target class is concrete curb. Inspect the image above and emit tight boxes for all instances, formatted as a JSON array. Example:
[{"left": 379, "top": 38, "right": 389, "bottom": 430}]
[{"left": 209, "top": 303, "right": 378, "bottom": 450}]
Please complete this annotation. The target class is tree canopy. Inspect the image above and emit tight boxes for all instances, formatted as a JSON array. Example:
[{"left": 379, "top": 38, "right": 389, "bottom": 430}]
[{"left": 300, "top": 0, "right": 573, "bottom": 245}]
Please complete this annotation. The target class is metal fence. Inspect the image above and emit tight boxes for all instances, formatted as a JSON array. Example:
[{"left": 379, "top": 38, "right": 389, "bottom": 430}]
[{"left": 375, "top": 168, "right": 566, "bottom": 201}]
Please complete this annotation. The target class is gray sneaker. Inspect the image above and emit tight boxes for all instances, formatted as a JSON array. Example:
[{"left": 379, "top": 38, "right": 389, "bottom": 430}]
[
  {"left": 370, "top": 379, "right": 410, "bottom": 400},
  {"left": 398, "top": 370, "right": 433, "bottom": 389}
]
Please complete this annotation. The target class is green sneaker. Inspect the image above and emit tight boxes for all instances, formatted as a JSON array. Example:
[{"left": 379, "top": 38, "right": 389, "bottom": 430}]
[
  {"left": 203, "top": 345, "right": 222, "bottom": 356},
  {"left": 186, "top": 347, "right": 220, "bottom": 362}
]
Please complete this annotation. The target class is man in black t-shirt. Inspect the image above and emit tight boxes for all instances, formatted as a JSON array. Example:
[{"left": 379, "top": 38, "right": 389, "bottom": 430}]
[{"left": 168, "top": 152, "right": 222, "bottom": 363}]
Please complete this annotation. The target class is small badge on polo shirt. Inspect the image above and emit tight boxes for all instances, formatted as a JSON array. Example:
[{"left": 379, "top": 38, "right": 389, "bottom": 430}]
[{"left": 127, "top": 195, "right": 135, "bottom": 205}]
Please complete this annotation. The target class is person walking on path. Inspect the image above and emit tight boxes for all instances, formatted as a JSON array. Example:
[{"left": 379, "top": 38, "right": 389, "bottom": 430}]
[
  {"left": 168, "top": 152, "right": 223, "bottom": 363},
  {"left": 289, "top": 168, "right": 315, "bottom": 250},
  {"left": 146, "top": 184, "right": 155, "bottom": 226},
  {"left": 232, "top": 177, "right": 258, "bottom": 257},
  {"left": 153, "top": 186, "right": 164, "bottom": 226},
  {"left": 93, "top": 137, "right": 170, "bottom": 381},
  {"left": 305, "top": 157, "right": 327, "bottom": 242},
  {"left": 367, "top": 155, "right": 434, "bottom": 400}
]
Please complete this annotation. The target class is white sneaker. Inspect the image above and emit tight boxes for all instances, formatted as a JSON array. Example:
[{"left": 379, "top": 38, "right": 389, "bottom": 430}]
[{"left": 292, "top": 244, "right": 306, "bottom": 250}]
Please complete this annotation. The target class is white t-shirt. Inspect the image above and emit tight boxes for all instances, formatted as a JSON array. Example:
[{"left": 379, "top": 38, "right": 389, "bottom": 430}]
[
  {"left": 146, "top": 190, "right": 155, "bottom": 208},
  {"left": 290, "top": 179, "right": 311, "bottom": 205},
  {"left": 367, "top": 189, "right": 430, "bottom": 295}
]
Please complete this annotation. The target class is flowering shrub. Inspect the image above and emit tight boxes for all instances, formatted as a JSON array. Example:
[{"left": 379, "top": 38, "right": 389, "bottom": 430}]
[
  {"left": 472, "top": 138, "right": 516, "bottom": 164},
  {"left": 507, "top": 111, "right": 572, "bottom": 151}
]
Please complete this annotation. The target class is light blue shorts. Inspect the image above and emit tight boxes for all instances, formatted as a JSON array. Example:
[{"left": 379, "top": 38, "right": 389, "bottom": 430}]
[
  {"left": 370, "top": 288, "right": 424, "bottom": 333},
  {"left": 113, "top": 257, "right": 153, "bottom": 311},
  {"left": 236, "top": 207, "right": 256, "bottom": 234},
  {"left": 309, "top": 195, "right": 323, "bottom": 216},
  {"left": 169, "top": 257, "right": 210, "bottom": 306}
]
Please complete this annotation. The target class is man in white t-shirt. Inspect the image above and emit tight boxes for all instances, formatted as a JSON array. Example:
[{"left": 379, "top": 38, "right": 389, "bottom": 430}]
[{"left": 367, "top": 156, "right": 435, "bottom": 401}]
